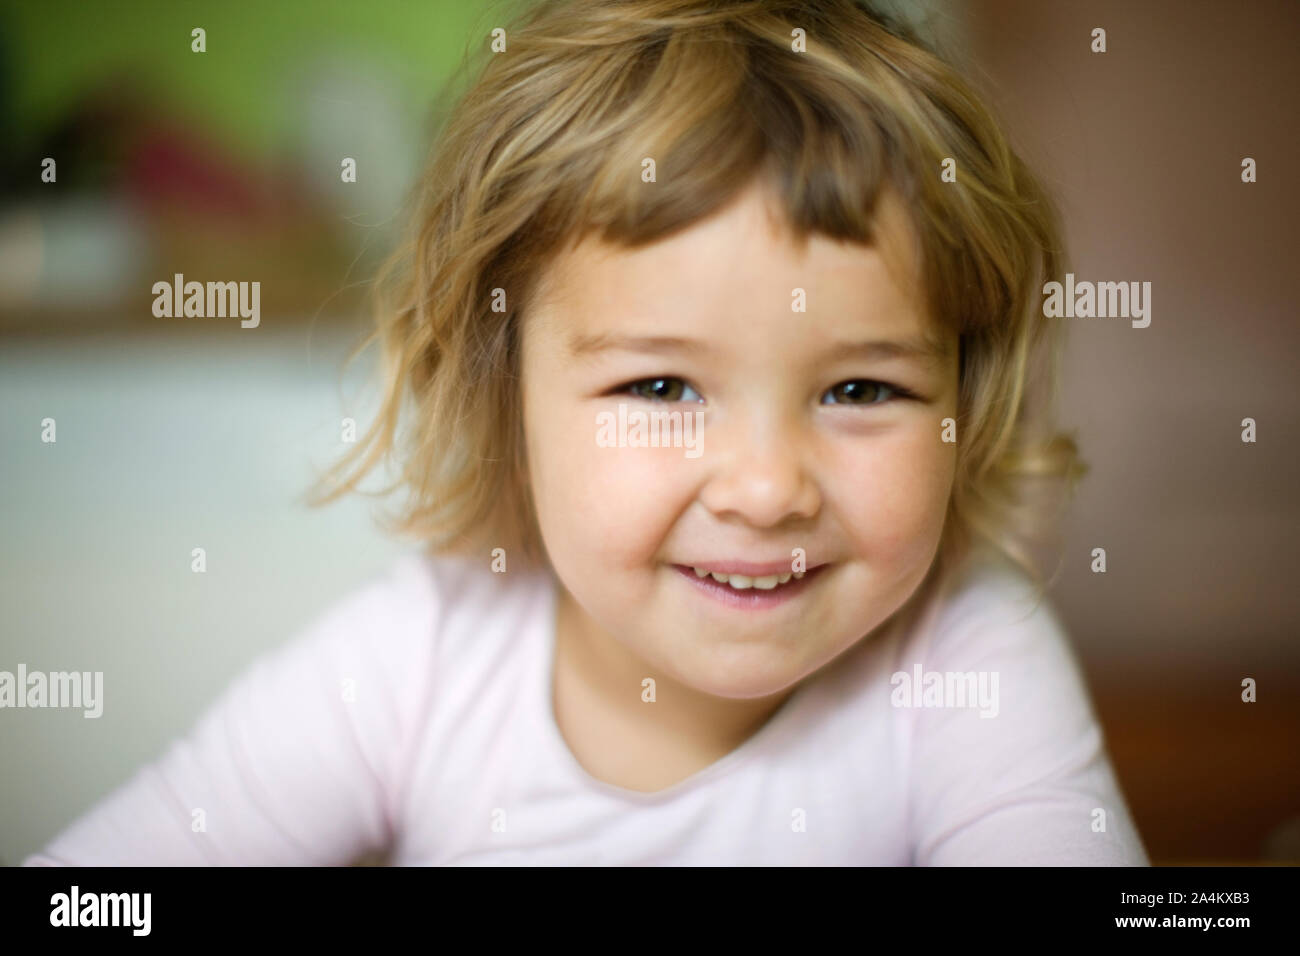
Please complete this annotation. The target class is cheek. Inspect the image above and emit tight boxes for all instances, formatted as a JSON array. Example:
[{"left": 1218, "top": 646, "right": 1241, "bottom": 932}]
[
  {"left": 828, "top": 422, "right": 956, "bottom": 565},
  {"left": 523, "top": 381, "right": 688, "bottom": 575}
]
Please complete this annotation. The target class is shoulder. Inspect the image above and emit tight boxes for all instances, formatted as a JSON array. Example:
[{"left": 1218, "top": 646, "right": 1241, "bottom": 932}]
[
  {"left": 289, "top": 549, "right": 550, "bottom": 669},
  {"left": 903, "top": 547, "right": 1078, "bottom": 684},
  {"left": 201, "top": 549, "right": 553, "bottom": 778},
  {"left": 897, "top": 547, "right": 1101, "bottom": 799},
  {"left": 897, "top": 550, "right": 1147, "bottom": 864}
]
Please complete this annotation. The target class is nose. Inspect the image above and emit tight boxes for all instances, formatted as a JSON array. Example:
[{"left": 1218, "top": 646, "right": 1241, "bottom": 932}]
[{"left": 697, "top": 412, "right": 821, "bottom": 528}]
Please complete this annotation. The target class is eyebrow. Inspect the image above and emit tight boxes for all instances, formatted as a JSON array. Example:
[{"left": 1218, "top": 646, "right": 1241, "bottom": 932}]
[{"left": 566, "top": 331, "right": 952, "bottom": 363}]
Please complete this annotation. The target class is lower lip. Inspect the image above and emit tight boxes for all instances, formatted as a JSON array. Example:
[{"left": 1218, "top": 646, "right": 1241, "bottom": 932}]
[{"left": 671, "top": 564, "right": 825, "bottom": 610}]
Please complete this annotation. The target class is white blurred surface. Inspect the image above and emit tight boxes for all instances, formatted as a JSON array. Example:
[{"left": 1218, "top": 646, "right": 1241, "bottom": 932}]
[{"left": 0, "top": 322, "right": 411, "bottom": 865}]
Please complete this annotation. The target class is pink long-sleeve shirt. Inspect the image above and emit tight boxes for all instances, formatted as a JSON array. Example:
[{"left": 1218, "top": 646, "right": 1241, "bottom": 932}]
[{"left": 23, "top": 548, "right": 1148, "bottom": 865}]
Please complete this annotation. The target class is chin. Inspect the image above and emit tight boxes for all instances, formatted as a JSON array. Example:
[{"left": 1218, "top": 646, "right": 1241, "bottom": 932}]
[{"left": 660, "top": 645, "right": 808, "bottom": 701}]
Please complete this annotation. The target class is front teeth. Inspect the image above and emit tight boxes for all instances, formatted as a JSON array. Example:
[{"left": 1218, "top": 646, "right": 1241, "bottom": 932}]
[{"left": 692, "top": 567, "right": 805, "bottom": 590}]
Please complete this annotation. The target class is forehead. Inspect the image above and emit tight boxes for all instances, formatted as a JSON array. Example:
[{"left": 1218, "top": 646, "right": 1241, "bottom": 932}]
[{"left": 526, "top": 180, "right": 941, "bottom": 354}]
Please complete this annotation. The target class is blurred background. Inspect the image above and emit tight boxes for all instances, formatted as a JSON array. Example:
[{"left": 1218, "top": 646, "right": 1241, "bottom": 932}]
[{"left": 1, "top": 0, "right": 1297, "bottom": 865}]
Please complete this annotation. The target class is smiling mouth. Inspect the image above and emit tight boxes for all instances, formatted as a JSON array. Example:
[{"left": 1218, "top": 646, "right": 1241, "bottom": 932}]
[
  {"left": 671, "top": 562, "right": 826, "bottom": 608},
  {"left": 687, "top": 566, "right": 804, "bottom": 591}
]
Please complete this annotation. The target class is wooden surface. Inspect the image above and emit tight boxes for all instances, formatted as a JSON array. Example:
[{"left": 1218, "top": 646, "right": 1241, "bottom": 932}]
[{"left": 1089, "top": 670, "right": 1300, "bottom": 865}]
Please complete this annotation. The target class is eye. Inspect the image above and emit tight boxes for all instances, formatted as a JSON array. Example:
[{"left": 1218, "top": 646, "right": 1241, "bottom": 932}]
[
  {"left": 821, "top": 379, "right": 907, "bottom": 405},
  {"left": 623, "top": 377, "right": 703, "bottom": 403}
]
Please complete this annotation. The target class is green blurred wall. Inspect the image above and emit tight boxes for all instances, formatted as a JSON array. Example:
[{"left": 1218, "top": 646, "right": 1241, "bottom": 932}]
[{"left": 3, "top": 0, "right": 528, "bottom": 157}]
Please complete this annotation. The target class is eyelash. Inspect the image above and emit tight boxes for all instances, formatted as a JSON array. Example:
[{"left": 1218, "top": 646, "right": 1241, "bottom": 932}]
[
  {"left": 822, "top": 380, "right": 918, "bottom": 406},
  {"left": 617, "top": 377, "right": 704, "bottom": 403},
  {"left": 612, "top": 377, "right": 918, "bottom": 406}
]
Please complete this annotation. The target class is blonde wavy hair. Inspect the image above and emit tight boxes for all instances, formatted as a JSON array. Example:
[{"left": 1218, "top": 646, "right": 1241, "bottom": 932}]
[{"left": 307, "top": 0, "right": 1084, "bottom": 591}]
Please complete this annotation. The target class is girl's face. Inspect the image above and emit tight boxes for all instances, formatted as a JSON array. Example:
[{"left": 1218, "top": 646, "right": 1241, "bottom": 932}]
[{"left": 521, "top": 178, "right": 959, "bottom": 700}]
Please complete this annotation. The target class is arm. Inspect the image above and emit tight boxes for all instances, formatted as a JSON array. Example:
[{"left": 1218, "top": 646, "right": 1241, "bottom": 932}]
[
  {"left": 904, "top": 566, "right": 1148, "bottom": 866},
  {"left": 22, "top": 558, "right": 437, "bottom": 866}
]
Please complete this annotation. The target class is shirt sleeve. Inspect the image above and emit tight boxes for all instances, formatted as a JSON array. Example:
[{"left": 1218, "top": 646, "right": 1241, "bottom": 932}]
[
  {"left": 21, "top": 555, "right": 439, "bottom": 866},
  {"left": 904, "top": 564, "right": 1149, "bottom": 866}
]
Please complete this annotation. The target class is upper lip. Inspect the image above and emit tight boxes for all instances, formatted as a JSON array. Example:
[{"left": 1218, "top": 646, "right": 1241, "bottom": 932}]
[{"left": 676, "top": 560, "right": 823, "bottom": 576}]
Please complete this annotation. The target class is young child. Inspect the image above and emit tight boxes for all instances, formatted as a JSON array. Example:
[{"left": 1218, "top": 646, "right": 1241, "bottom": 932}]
[{"left": 25, "top": 0, "right": 1147, "bottom": 865}]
